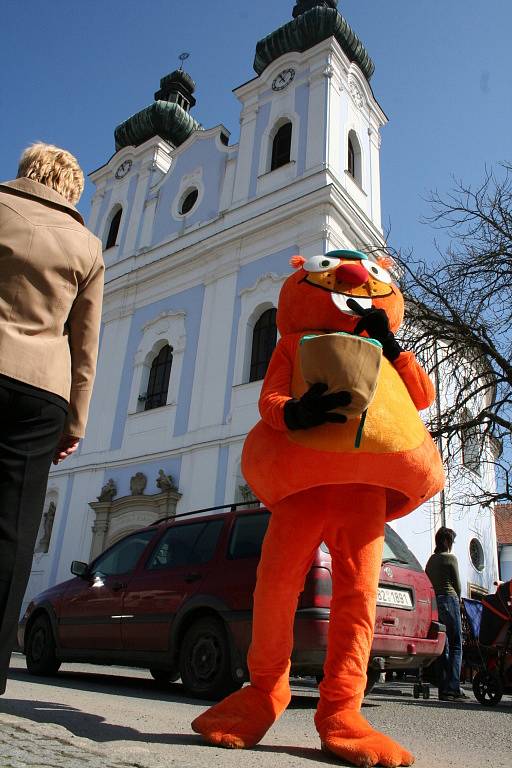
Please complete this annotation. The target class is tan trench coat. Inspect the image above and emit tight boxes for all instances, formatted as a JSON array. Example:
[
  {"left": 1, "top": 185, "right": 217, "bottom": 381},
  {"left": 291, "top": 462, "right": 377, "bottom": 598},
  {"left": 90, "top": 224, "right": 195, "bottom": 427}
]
[{"left": 0, "top": 178, "right": 104, "bottom": 437}]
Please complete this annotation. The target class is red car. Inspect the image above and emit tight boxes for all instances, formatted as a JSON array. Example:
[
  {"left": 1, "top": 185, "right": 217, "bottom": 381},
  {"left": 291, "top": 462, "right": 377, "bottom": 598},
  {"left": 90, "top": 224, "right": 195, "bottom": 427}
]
[{"left": 18, "top": 504, "right": 445, "bottom": 699}]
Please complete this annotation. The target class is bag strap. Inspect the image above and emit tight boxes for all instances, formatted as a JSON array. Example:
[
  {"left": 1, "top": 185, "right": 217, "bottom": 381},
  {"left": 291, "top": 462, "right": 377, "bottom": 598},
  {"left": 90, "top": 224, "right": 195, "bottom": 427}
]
[{"left": 354, "top": 409, "right": 368, "bottom": 449}]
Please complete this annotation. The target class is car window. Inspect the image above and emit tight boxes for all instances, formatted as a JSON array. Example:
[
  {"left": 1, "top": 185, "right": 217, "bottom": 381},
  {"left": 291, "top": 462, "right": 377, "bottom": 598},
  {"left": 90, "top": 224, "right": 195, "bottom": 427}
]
[
  {"left": 382, "top": 525, "right": 422, "bottom": 572},
  {"left": 92, "top": 530, "right": 157, "bottom": 576},
  {"left": 146, "top": 520, "right": 224, "bottom": 570},
  {"left": 228, "top": 513, "right": 270, "bottom": 559},
  {"left": 320, "top": 525, "right": 423, "bottom": 572}
]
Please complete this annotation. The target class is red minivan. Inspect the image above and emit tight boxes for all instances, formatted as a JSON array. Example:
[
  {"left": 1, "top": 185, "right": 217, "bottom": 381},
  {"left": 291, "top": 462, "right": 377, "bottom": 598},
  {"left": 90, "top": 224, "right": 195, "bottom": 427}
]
[{"left": 18, "top": 504, "right": 445, "bottom": 699}]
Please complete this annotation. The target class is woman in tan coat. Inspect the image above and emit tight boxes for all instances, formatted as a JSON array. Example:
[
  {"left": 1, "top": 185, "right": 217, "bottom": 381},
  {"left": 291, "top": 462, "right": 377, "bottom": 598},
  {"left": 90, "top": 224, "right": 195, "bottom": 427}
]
[{"left": 0, "top": 143, "right": 104, "bottom": 693}]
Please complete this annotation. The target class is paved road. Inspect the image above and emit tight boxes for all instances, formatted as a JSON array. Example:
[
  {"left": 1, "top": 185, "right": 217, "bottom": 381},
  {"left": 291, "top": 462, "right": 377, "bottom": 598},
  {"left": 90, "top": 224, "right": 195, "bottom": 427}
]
[{"left": 1, "top": 654, "right": 510, "bottom": 767}]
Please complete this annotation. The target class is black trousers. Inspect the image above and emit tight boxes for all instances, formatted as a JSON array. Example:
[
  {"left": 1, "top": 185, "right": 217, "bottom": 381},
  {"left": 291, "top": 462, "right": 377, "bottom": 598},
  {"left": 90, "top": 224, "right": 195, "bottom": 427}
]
[{"left": 0, "top": 381, "right": 67, "bottom": 693}]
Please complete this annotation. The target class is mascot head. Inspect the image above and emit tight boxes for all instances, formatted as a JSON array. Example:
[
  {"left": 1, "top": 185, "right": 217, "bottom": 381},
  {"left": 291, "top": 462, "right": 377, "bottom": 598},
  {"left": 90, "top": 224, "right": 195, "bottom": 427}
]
[{"left": 276, "top": 249, "right": 404, "bottom": 335}]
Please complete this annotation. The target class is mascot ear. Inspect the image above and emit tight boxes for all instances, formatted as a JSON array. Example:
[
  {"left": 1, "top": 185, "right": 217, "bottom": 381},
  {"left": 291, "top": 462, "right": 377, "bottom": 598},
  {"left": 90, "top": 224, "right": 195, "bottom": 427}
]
[
  {"left": 377, "top": 255, "right": 394, "bottom": 271},
  {"left": 290, "top": 255, "right": 306, "bottom": 269}
]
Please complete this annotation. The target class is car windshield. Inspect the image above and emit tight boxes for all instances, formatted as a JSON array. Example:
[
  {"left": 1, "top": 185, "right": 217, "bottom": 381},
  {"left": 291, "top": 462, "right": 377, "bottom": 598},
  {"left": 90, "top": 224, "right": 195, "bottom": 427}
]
[{"left": 321, "top": 524, "right": 423, "bottom": 572}]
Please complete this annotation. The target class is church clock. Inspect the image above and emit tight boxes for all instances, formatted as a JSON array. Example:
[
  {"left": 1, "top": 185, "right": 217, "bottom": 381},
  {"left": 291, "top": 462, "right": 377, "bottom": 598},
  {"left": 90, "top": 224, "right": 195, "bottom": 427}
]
[{"left": 272, "top": 68, "right": 295, "bottom": 91}]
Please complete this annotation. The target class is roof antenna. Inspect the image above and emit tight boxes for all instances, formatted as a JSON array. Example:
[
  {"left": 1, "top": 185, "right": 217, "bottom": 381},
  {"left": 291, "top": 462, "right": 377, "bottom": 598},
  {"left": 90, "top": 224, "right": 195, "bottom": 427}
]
[{"left": 178, "top": 52, "right": 190, "bottom": 71}]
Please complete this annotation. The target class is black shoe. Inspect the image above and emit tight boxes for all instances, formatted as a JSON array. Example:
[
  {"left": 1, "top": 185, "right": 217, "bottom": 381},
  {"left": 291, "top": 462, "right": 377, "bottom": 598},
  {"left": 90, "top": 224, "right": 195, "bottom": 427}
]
[
  {"left": 438, "top": 692, "right": 456, "bottom": 701},
  {"left": 452, "top": 690, "right": 469, "bottom": 699}
]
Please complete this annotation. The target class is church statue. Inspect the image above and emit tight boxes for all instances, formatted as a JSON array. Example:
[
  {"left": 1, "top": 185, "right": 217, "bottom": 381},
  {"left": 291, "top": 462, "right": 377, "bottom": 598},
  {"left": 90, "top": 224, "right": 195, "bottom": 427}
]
[
  {"left": 97, "top": 478, "right": 117, "bottom": 502},
  {"left": 130, "top": 472, "right": 147, "bottom": 495},
  {"left": 35, "top": 501, "right": 56, "bottom": 553},
  {"left": 238, "top": 483, "right": 259, "bottom": 508},
  {"left": 156, "top": 469, "right": 177, "bottom": 491}
]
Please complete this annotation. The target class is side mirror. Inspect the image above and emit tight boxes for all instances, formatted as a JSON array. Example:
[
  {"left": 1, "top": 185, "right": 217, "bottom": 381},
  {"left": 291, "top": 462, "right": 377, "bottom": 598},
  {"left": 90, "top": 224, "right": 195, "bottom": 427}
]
[{"left": 71, "top": 560, "right": 89, "bottom": 579}]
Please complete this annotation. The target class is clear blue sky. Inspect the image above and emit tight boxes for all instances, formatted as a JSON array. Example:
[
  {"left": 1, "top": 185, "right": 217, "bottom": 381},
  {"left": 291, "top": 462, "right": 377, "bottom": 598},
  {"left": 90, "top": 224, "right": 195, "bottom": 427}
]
[{"left": 2, "top": 0, "right": 511, "bottom": 259}]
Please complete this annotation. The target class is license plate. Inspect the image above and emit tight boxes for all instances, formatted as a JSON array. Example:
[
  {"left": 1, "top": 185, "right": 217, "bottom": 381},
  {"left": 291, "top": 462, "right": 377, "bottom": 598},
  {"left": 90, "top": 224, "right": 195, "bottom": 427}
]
[{"left": 377, "top": 586, "right": 413, "bottom": 609}]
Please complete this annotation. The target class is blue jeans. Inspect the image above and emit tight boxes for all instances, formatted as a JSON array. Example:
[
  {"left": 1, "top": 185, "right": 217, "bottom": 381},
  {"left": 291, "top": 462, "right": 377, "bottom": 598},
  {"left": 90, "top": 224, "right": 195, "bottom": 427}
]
[{"left": 436, "top": 594, "right": 463, "bottom": 695}]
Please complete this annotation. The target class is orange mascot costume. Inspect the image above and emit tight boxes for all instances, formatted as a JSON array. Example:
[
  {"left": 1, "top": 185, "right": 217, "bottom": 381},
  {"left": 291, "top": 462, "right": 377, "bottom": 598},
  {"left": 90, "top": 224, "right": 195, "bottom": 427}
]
[{"left": 193, "top": 249, "right": 445, "bottom": 767}]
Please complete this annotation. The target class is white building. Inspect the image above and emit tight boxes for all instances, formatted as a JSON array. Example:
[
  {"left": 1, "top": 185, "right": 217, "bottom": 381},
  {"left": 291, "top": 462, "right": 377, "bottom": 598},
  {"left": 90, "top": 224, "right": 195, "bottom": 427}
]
[{"left": 25, "top": 0, "right": 498, "bottom": 612}]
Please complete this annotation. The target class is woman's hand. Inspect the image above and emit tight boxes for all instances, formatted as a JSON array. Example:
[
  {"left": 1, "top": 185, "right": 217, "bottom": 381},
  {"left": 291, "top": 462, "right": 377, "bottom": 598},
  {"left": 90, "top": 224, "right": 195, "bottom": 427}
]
[{"left": 53, "top": 434, "right": 80, "bottom": 464}]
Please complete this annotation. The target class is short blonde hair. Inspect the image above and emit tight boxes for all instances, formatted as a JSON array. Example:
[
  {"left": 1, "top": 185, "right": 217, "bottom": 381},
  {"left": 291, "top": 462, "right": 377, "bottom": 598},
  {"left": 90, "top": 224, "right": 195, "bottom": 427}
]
[{"left": 17, "top": 142, "right": 84, "bottom": 205}]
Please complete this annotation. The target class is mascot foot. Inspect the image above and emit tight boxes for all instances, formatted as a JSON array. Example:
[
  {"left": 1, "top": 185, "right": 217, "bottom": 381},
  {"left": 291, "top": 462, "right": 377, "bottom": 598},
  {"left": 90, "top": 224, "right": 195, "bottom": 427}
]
[
  {"left": 192, "top": 684, "right": 290, "bottom": 749},
  {"left": 318, "top": 711, "right": 414, "bottom": 767}
]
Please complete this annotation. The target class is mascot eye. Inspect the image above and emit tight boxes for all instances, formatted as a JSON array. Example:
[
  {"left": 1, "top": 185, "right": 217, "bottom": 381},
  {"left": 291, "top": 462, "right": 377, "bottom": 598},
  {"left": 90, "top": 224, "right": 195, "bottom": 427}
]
[
  {"left": 361, "top": 259, "right": 392, "bottom": 284},
  {"left": 303, "top": 255, "right": 341, "bottom": 273}
]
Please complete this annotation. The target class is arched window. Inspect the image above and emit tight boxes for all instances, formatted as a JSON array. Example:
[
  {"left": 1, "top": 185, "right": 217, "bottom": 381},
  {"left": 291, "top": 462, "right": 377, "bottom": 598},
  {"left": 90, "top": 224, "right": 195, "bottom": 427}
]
[
  {"left": 271, "top": 122, "right": 292, "bottom": 171},
  {"left": 347, "top": 130, "right": 362, "bottom": 186},
  {"left": 348, "top": 137, "right": 355, "bottom": 177},
  {"left": 249, "top": 308, "right": 277, "bottom": 382},
  {"left": 461, "top": 408, "right": 481, "bottom": 475},
  {"left": 105, "top": 207, "right": 122, "bottom": 250},
  {"left": 144, "top": 344, "right": 173, "bottom": 410}
]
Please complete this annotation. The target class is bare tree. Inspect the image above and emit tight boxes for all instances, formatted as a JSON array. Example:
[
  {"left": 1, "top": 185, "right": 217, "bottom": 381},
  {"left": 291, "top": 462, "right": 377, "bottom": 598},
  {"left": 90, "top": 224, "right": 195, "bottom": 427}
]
[{"left": 390, "top": 165, "right": 512, "bottom": 510}]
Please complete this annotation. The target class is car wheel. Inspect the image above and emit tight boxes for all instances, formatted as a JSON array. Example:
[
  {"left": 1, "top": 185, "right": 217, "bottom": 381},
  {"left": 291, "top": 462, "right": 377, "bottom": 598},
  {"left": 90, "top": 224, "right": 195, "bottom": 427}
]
[
  {"left": 364, "top": 667, "right": 381, "bottom": 695},
  {"left": 472, "top": 670, "right": 503, "bottom": 706},
  {"left": 26, "top": 615, "right": 61, "bottom": 676},
  {"left": 149, "top": 668, "right": 179, "bottom": 685},
  {"left": 179, "top": 616, "right": 242, "bottom": 700}
]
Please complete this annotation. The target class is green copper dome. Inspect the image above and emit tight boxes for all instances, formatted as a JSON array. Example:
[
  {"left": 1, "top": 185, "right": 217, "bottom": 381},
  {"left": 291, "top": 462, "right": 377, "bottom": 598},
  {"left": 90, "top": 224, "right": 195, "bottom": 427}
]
[
  {"left": 154, "top": 69, "right": 197, "bottom": 108},
  {"left": 254, "top": 1, "right": 374, "bottom": 81},
  {"left": 114, "top": 68, "right": 202, "bottom": 151}
]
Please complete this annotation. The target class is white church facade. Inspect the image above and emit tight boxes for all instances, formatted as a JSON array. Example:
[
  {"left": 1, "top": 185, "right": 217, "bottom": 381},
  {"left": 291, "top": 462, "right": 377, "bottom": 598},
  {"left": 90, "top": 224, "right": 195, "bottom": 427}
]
[{"left": 26, "top": 0, "right": 499, "bottom": 612}]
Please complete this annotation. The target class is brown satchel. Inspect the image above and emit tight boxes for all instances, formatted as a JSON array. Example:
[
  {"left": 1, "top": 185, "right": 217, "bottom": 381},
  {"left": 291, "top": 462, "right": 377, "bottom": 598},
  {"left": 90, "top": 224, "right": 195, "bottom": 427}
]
[{"left": 299, "top": 332, "right": 383, "bottom": 420}]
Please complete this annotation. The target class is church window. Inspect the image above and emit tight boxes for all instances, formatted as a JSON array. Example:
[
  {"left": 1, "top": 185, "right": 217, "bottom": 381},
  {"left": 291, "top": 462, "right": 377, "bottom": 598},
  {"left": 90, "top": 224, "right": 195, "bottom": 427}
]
[
  {"left": 469, "top": 538, "right": 485, "bottom": 572},
  {"left": 348, "top": 138, "right": 355, "bottom": 177},
  {"left": 347, "top": 130, "right": 362, "bottom": 186},
  {"left": 271, "top": 122, "right": 292, "bottom": 171},
  {"left": 105, "top": 207, "right": 122, "bottom": 250},
  {"left": 461, "top": 408, "right": 482, "bottom": 475},
  {"left": 144, "top": 344, "right": 173, "bottom": 410},
  {"left": 249, "top": 308, "right": 277, "bottom": 382},
  {"left": 180, "top": 188, "right": 199, "bottom": 215}
]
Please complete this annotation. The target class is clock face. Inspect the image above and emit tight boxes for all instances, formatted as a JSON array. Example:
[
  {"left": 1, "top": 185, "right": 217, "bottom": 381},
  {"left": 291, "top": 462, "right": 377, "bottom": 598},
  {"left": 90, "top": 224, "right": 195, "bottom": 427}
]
[
  {"left": 272, "top": 68, "right": 295, "bottom": 92},
  {"left": 115, "top": 159, "right": 132, "bottom": 179}
]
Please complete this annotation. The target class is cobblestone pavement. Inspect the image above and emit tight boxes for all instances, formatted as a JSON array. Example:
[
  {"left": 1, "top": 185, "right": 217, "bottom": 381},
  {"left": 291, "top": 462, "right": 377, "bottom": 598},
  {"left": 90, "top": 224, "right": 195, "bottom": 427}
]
[{"left": 0, "top": 713, "right": 151, "bottom": 768}]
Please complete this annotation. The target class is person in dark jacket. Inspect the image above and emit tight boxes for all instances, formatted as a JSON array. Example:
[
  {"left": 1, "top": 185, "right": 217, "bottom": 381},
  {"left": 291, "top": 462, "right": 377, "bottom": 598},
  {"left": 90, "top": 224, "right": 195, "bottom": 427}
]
[
  {"left": 425, "top": 527, "right": 466, "bottom": 701},
  {"left": 0, "top": 143, "right": 104, "bottom": 694}
]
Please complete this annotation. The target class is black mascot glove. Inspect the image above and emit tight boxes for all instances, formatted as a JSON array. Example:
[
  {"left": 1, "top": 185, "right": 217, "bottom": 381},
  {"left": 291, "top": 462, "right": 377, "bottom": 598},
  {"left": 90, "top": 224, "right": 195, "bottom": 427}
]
[
  {"left": 346, "top": 298, "right": 402, "bottom": 362},
  {"left": 284, "top": 383, "right": 351, "bottom": 430}
]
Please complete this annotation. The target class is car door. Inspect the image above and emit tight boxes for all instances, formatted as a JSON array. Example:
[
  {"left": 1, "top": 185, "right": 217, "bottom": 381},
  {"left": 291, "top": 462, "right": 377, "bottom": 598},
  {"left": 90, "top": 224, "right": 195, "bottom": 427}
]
[
  {"left": 58, "top": 529, "right": 157, "bottom": 650},
  {"left": 207, "top": 511, "right": 270, "bottom": 657},
  {"left": 121, "top": 518, "right": 225, "bottom": 652}
]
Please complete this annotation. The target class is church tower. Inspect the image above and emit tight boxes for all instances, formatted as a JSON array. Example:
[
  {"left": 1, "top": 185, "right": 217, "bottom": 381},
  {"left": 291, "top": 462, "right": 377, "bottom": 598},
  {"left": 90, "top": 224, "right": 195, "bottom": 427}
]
[{"left": 232, "top": 0, "right": 387, "bottom": 246}]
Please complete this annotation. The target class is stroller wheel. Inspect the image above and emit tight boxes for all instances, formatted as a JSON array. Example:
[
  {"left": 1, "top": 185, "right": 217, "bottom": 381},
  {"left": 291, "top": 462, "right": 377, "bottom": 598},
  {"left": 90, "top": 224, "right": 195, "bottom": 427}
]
[{"left": 472, "top": 670, "right": 503, "bottom": 706}]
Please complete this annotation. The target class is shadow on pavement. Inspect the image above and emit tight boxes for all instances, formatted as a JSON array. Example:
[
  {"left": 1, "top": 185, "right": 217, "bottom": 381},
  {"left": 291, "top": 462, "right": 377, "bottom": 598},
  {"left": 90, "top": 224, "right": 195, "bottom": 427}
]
[
  {"left": 7, "top": 665, "right": 379, "bottom": 713},
  {"left": 0, "top": 697, "right": 358, "bottom": 767},
  {"left": 371, "top": 693, "right": 511, "bottom": 713},
  {"left": 6, "top": 665, "right": 200, "bottom": 704},
  {"left": 0, "top": 696, "right": 203, "bottom": 745}
]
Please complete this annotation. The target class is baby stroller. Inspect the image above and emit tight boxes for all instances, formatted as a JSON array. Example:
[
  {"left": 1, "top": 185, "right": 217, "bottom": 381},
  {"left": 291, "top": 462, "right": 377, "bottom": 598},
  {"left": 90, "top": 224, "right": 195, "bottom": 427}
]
[{"left": 461, "top": 580, "right": 512, "bottom": 706}]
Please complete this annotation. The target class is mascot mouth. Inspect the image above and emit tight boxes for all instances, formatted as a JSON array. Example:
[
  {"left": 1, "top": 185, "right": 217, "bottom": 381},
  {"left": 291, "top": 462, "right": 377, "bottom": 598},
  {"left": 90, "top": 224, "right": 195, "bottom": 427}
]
[
  {"left": 331, "top": 293, "right": 372, "bottom": 315},
  {"left": 303, "top": 273, "right": 393, "bottom": 316}
]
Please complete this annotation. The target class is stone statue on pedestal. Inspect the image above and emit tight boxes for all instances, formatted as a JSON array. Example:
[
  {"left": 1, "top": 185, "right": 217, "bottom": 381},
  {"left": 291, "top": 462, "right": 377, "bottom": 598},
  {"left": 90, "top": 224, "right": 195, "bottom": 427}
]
[
  {"left": 130, "top": 472, "right": 147, "bottom": 495},
  {"left": 156, "top": 469, "right": 177, "bottom": 491},
  {"left": 98, "top": 478, "right": 117, "bottom": 502},
  {"left": 36, "top": 501, "right": 56, "bottom": 553}
]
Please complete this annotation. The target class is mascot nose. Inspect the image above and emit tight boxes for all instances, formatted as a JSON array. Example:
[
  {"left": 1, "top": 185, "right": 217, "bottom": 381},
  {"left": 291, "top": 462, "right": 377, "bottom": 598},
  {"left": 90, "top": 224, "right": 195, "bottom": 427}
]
[{"left": 335, "top": 261, "right": 369, "bottom": 286}]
